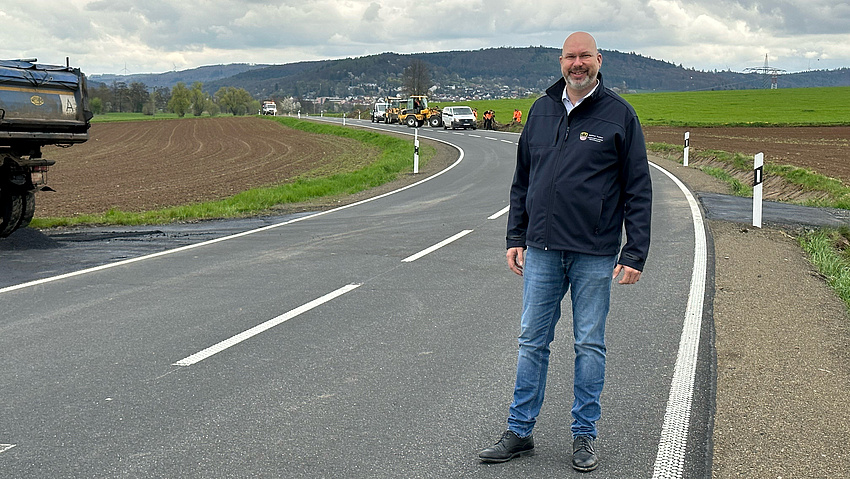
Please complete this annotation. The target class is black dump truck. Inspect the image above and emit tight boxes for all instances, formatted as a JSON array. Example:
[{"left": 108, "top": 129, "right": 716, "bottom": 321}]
[{"left": 0, "top": 58, "right": 92, "bottom": 237}]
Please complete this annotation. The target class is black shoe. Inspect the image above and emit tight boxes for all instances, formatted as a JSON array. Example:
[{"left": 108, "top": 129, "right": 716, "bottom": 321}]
[
  {"left": 478, "top": 430, "right": 534, "bottom": 463},
  {"left": 572, "top": 435, "right": 598, "bottom": 472}
]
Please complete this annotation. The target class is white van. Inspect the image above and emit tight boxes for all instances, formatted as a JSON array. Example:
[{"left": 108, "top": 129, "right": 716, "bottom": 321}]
[
  {"left": 441, "top": 106, "right": 477, "bottom": 130},
  {"left": 371, "top": 102, "right": 389, "bottom": 123}
]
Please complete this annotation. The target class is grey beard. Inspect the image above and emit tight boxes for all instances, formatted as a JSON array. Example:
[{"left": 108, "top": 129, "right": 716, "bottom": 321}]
[{"left": 565, "top": 72, "right": 597, "bottom": 90}]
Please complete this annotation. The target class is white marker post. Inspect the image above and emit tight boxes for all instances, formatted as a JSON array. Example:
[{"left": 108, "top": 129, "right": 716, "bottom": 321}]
[
  {"left": 753, "top": 152, "right": 764, "bottom": 228},
  {"left": 413, "top": 128, "right": 420, "bottom": 174},
  {"left": 683, "top": 131, "right": 690, "bottom": 167},
  {"left": 343, "top": 116, "right": 346, "bottom": 126}
]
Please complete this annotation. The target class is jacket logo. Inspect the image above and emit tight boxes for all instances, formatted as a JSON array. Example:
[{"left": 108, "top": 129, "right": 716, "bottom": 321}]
[{"left": 579, "top": 131, "right": 604, "bottom": 143}]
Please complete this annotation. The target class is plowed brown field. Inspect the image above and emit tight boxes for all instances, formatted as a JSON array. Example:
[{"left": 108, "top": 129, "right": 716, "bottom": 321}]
[
  {"left": 643, "top": 126, "right": 850, "bottom": 182},
  {"left": 35, "top": 118, "right": 850, "bottom": 218},
  {"left": 37, "top": 116, "right": 378, "bottom": 217}
]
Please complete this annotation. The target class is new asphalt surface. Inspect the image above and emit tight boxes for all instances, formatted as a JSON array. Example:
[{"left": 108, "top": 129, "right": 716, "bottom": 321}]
[{"left": 2, "top": 118, "right": 845, "bottom": 478}]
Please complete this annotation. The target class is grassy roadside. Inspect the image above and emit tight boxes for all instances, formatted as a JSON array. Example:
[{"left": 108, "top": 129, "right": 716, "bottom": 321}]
[
  {"left": 648, "top": 142, "right": 850, "bottom": 208},
  {"left": 648, "top": 141, "right": 850, "bottom": 309},
  {"left": 798, "top": 228, "right": 850, "bottom": 310},
  {"left": 30, "top": 116, "right": 433, "bottom": 228}
]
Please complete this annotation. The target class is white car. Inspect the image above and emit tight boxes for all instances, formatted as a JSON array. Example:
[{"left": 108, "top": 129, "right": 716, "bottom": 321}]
[{"left": 441, "top": 106, "right": 477, "bottom": 130}]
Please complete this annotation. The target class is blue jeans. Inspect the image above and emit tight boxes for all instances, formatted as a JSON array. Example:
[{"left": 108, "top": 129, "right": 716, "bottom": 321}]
[{"left": 507, "top": 247, "right": 616, "bottom": 439}]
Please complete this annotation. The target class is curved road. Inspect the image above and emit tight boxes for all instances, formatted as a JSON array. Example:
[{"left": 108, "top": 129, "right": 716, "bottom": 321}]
[{"left": 0, "top": 117, "right": 714, "bottom": 477}]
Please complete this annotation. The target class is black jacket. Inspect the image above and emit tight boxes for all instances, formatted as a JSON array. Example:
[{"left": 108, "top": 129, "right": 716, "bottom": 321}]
[{"left": 506, "top": 74, "right": 652, "bottom": 271}]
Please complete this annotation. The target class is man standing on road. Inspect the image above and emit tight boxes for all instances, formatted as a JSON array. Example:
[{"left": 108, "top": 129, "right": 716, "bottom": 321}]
[{"left": 478, "top": 31, "right": 652, "bottom": 472}]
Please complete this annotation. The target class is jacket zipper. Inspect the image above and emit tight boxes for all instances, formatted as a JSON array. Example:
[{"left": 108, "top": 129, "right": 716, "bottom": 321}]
[{"left": 544, "top": 112, "right": 569, "bottom": 250}]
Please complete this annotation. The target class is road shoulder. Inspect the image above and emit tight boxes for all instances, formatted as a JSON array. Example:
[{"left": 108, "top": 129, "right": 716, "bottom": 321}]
[{"left": 650, "top": 154, "right": 850, "bottom": 478}]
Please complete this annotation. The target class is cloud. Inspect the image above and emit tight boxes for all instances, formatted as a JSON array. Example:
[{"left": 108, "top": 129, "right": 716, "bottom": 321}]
[
  {"left": 0, "top": 0, "right": 847, "bottom": 75},
  {"left": 361, "top": 2, "right": 381, "bottom": 22}
]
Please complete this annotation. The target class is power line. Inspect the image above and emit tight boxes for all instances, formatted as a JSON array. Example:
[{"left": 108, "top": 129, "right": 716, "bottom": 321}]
[{"left": 743, "top": 54, "right": 786, "bottom": 89}]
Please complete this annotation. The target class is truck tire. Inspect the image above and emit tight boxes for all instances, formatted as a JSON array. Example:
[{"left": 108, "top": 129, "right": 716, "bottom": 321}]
[
  {"left": 0, "top": 189, "right": 24, "bottom": 237},
  {"left": 429, "top": 116, "right": 442, "bottom": 128},
  {"left": 406, "top": 116, "right": 418, "bottom": 127},
  {"left": 17, "top": 191, "right": 36, "bottom": 231}
]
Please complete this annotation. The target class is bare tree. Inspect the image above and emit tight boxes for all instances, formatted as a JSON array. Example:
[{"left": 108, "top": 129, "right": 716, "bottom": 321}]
[{"left": 403, "top": 59, "right": 432, "bottom": 96}]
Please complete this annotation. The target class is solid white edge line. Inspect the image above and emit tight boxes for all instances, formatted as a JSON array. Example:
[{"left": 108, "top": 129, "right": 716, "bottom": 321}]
[
  {"left": 648, "top": 162, "right": 708, "bottom": 479},
  {"left": 488, "top": 206, "right": 510, "bottom": 220},
  {"left": 401, "top": 230, "right": 473, "bottom": 263},
  {"left": 173, "top": 283, "right": 361, "bottom": 366},
  {"left": 0, "top": 127, "right": 465, "bottom": 295}
]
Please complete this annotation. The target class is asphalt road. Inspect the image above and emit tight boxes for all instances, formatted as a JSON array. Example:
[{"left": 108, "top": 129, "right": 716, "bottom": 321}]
[{"left": 0, "top": 118, "right": 713, "bottom": 478}]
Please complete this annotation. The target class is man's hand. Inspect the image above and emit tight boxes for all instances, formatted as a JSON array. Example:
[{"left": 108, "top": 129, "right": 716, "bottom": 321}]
[
  {"left": 613, "top": 264, "right": 641, "bottom": 284},
  {"left": 507, "top": 247, "right": 525, "bottom": 276}
]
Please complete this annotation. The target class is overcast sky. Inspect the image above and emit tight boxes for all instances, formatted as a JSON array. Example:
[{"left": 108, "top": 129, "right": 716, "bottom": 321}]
[{"left": 2, "top": 0, "right": 848, "bottom": 77}]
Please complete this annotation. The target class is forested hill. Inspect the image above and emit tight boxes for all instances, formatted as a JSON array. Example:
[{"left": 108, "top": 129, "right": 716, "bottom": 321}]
[
  {"left": 89, "top": 63, "right": 272, "bottom": 89},
  {"left": 92, "top": 47, "right": 850, "bottom": 99}
]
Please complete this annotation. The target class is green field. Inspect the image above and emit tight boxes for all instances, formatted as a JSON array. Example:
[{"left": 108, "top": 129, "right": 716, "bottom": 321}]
[
  {"left": 441, "top": 86, "right": 850, "bottom": 127},
  {"left": 624, "top": 87, "right": 850, "bottom": 126},
  {"left": 90, "top": 112, "right": 184, "bottom": 122}
]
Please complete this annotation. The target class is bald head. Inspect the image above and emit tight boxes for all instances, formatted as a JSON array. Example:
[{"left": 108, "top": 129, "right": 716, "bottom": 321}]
[
  {"left": 559, "top": 32, "right": 602, "bottom": 98},
  {"left": 562, "top": 32, "right": 598, "bottom": 55}
]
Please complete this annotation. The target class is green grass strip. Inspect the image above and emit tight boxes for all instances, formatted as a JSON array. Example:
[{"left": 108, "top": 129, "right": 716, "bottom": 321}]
[
  {"left": 31, "top": 117, "right": 432, "bottom": 228},
  {"left": 799, "top": 228, "right": 850, "bottom": 310},
  {"left": 648, "top": 142, "right": 850, "bottom": 209}
]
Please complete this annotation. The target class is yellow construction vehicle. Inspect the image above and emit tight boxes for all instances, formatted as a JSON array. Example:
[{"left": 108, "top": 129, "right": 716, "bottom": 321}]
[
  {"left": 398, "top": 95, "right": 443, "bottom": 128},
  {"left": 383, "top": 96, "right": 402, "bottom": 124}
]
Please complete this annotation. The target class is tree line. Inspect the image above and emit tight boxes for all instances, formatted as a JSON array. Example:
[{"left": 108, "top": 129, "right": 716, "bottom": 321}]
[{"left": 87, "top": 81, "right": 261, "bottom": 117}]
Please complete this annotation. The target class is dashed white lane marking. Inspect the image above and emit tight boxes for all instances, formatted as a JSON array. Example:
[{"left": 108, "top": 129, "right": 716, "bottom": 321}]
[
  {"left": 500, "top": 139, "right": 516, "bottom": 144},
  {"left": 402, "top": 230, "right": 473, "bottom": 263},
  {"left": 485, "top": 137, "right": 499, "bottom": 141},
  {"left": 488, "top": 206, "right": 510, "bottom": 220},
  {"left": 173, "top": 283, "right": 361, "bottom": 366},
  {"left": 649, "top": 162, "right": 708, "bottom": 479},
  {"left": 0, "top": 444, "right": 16, "bottom": 454},
  {"left": 468, "top": 134, "right": 481, "bottom": 138}
]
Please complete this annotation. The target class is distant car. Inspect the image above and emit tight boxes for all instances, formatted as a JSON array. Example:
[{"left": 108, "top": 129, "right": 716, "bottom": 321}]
[
  {"left": 261, "top": 101, "right": 277, "bottom": 115},
  {"left": 441, "top": 106, "right": 476, "bottom": 130},
  {"left": 371, "top": 102, "right": 389, "bottom": 123}
]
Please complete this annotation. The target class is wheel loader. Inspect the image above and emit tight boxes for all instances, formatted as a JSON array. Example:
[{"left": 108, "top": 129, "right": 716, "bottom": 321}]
[{"left": 398, "top": 96, "right": 442, "bottom": 128}]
